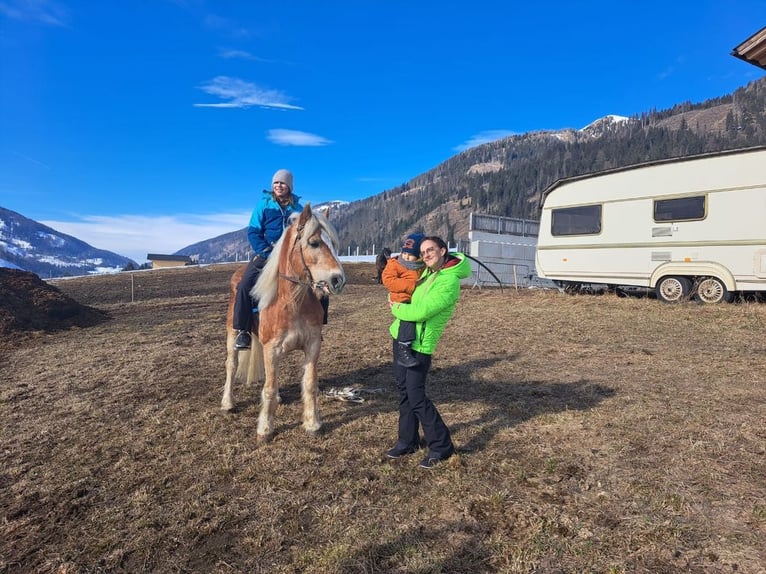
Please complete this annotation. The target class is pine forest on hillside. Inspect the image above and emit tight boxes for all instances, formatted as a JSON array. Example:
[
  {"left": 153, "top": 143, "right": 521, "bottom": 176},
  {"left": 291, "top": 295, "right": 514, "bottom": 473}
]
[
  {"left": 175, "top": 77, "right": 766, "bottom": 263},
  {"left": 330, "top": 77, "right": 766, "bottom": 254}
]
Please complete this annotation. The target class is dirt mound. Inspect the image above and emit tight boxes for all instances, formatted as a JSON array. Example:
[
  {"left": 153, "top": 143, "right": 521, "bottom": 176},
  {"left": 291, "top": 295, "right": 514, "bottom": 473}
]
[{"left": 0, "top": 268, "right": 108, "bottom": 338}]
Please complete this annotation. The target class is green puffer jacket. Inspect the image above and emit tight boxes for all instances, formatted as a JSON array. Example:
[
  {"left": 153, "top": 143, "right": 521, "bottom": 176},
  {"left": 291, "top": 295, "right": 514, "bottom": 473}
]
[{"left": 389, "top": 252, "right": 471, "bottom": 355}]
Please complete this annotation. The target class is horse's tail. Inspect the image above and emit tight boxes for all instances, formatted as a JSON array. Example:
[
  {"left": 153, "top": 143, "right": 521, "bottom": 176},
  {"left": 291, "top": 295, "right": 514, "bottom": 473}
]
[{"left": 242, "top": 337, "right": 265, "bottom": 385}]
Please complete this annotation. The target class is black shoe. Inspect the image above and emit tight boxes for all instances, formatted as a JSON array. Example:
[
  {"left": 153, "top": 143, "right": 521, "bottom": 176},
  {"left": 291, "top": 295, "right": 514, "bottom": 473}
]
[
  {"left": 234, "top": 330, "right": 251, "bottom": 349},
  {"left": 419, "top": 454, "right": 450, "bottom": 469},
  {"left": 397, "top": 343, "right": 420, "bottom": 368},
  {"left": 386, "top": 445, "right": 417, "bottom": 459}
]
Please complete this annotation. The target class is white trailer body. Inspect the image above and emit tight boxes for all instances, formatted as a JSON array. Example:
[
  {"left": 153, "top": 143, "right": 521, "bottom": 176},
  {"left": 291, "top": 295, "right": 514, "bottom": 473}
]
[{"left": 535, "top": 146, "right": 766, "bottom": 302}]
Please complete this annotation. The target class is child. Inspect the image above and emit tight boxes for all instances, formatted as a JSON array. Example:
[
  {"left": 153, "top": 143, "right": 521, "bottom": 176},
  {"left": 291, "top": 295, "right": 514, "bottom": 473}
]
[{"left": 382, "top": 233, "right": 425, "bottom": 368}]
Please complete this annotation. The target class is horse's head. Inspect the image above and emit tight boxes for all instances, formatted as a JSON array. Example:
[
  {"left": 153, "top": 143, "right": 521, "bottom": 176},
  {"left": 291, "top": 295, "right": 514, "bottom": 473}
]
[
  {"left": 290, "top": 203, "right": 346, "bottom": 297},
  {"left": 252, "top": 203, "right": 346, "bottom": 309}
]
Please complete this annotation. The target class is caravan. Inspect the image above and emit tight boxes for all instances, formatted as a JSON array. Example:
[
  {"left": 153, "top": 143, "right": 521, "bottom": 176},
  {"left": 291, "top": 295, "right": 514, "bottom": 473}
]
[{"left": 535, "top": 146, "right": 766, "bottom": 303}]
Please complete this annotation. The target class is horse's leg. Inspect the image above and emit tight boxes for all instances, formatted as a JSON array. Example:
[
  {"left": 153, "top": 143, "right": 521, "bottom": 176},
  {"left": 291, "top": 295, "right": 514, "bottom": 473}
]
[
  {"left": 246, "top": 336, "right": 261, "bottom": 386},
  {"left": 257, "top": 345, "right": 280, "bottom": 442},
  {"left": 246, "top": 337, "right": 277, "bottom": 403},
  {"left": 221, "top": 328, "right": 238, "bottom": 411},
  {"left": 301, "top": 336, "right": 322, "bottom": 434},
  {"left": 245, "top": 313, "right": 263, "bottom": 386},
  {"left": 223, "top": 264, "right": 247, "bottom": 411}
]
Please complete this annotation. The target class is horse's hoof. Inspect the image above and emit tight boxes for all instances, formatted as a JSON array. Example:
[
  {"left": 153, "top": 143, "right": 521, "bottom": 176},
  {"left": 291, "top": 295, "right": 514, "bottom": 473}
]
[
  {"left": 257, "top": 433, "right": 273, "bottom": 443},
  {"left": 221, "top": 402, "right": 235, "bottom": 412}
]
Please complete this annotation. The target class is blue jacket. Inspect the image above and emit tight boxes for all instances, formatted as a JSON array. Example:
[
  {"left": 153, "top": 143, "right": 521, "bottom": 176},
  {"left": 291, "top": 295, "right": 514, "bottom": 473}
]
[{"left": 247, "top": 190, "right": 303, "bottom": 258}]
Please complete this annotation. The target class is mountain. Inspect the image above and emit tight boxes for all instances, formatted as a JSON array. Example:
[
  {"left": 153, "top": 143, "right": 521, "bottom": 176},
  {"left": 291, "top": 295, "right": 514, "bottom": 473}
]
[
  {"left": 0, "top": 207, "right": 137, "bottom": 278},
  {"left": 174, "top": 200, "right": 350, "bottom": 263},
  {"left": 7, "top": 80, "right": 764, "bottom": 273},
  {"left": 176, "top": 77, "right": 766, "bottom": 261},
  {"left": 327, "top": 77, "right": 766, "bottom": 253}
]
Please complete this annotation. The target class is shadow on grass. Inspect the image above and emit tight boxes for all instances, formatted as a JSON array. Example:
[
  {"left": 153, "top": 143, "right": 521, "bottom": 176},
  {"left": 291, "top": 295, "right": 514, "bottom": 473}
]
[
  {"left": 336, "top": 518, "right": 499, "bottom": 574},
  {"left": 316, "top": 355, "right": 615, "bottom": 454}
]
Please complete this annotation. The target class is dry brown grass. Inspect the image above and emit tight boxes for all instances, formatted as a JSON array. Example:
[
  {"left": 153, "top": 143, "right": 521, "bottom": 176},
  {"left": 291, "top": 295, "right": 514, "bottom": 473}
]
[{"left": 2, "top": 263, "right": 766, "bottom": 573}]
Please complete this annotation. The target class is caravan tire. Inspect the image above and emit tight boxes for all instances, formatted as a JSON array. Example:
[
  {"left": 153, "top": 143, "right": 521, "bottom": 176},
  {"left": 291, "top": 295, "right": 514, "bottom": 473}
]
[
  {"left": 656, "top": 276, "right": 692, "bottom": 303},
  {"left": 694, "top": 277, "right": 734, "bottom": 304}
]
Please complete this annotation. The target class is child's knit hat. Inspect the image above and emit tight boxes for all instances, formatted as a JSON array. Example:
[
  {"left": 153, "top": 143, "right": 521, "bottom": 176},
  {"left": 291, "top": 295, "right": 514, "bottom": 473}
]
[{"left": 401, "top": 233, "right": 425, "bottom": 257}]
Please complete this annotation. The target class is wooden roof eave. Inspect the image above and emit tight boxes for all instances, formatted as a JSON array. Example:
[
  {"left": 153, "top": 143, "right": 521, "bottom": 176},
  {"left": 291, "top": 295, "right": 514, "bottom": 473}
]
[{"left": 732, "top": 25, "right": 766, "bottom": 71}]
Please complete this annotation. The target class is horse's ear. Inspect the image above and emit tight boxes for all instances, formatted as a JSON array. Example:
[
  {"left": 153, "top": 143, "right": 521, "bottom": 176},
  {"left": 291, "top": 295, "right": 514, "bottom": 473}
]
[
  {"left": 298, "top": 202, "right": 312, "bottom": 226},
  {"left": 320, "top": 206, "right": 330, "bottom": 219}
]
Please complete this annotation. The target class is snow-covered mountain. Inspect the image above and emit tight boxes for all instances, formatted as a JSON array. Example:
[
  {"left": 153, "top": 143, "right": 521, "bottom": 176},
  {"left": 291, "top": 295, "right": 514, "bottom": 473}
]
[
  {"left": 0, "top": 207, "right": 137, "bottom": 278},
  {"left": 313, "top": 199, "right": 350, "bottom": 212},
  {"left": 579, "top": 114, "right": 633, "bottom": 136},
  {"left": 175, "top": 200, "right": 351, "bottom": 264}
]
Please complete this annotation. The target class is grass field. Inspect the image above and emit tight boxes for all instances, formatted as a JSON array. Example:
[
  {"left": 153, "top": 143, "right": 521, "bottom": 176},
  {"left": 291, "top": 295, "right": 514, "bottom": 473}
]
[{"left": 2, "top": 263, "right": 765, "bottom": 573}]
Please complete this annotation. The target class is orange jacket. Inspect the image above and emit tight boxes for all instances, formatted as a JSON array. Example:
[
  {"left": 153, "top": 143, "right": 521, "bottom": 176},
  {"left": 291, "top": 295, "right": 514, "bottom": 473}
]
[{"left": 381, "top": 256, "right": 421, "bottom": 303}]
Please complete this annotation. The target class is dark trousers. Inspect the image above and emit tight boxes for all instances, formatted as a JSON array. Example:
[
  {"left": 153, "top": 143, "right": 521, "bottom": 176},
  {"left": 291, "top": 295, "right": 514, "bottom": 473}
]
[
  {"left": 233, "top": 256, "right": 330, "bottom": 331},
  {"left": 392, "top": 339, "right": 454, "bottom": 460},
  {"left": 233, "top": 256, "right": 267, "bottom": 331},
  {"left": 397, "top": 320, "right": 416, "bottom": 344}
]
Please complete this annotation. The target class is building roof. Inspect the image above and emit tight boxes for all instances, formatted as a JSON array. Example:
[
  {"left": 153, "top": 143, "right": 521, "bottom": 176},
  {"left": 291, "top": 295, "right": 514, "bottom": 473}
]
[
  {"left": 732, "top": 25, "right": 766, "bottom": 71},
  {"left": 146, "top": 253, "right": 193, "bottom": 262}
]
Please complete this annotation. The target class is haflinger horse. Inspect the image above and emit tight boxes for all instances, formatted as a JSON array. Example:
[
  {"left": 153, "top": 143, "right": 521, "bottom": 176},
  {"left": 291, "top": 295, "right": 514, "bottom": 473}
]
[{"left": 222, "top": 203, "right": 346, "bottom": 442}]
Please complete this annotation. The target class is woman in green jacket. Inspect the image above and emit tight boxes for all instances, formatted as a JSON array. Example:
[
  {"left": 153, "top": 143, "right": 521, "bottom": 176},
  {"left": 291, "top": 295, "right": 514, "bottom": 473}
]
[{"left": 386, "top": 236, "right": 471, "bottom": 469}]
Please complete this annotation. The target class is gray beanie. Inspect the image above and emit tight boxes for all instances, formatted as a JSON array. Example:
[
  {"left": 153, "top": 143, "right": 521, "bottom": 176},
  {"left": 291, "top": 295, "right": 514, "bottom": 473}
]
[{"left": 272, "top": 169, "right": 293, "bottom": 191}]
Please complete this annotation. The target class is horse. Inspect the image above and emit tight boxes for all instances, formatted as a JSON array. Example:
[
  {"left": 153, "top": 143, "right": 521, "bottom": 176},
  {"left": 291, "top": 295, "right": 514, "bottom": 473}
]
[
  {"left": 221, "top": 203, "right": 346, "bottom": 442},
  {"left": 375, "top": 247, "right": 392, "bottom": 284}
]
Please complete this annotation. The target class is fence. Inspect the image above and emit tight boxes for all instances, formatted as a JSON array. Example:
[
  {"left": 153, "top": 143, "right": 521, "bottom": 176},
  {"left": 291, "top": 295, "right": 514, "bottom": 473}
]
[
  {"left": 469, "top": 213, "right": 539, "bottom": 237},
  {"left": 467, "top": 259, "right": 533, "bottom": 289}
]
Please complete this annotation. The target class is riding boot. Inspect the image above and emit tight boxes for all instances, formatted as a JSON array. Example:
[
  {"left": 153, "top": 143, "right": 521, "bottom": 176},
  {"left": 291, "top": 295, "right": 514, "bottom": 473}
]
[
  {"left": 235, "top": 305, "right": 260, "bottom": 350},
  {"left": 234, "top": 330, "right": 251, "bottom": 349}
]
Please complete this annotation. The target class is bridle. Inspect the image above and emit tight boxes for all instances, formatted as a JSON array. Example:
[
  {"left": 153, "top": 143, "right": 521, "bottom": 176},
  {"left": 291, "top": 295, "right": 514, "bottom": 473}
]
[{"left": 278, "top": 222, "right": 332, "bottom": 293}]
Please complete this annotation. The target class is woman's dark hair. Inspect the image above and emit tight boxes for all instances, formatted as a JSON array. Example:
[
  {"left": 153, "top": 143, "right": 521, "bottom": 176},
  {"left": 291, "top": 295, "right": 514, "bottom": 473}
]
[{"left": 421, "top": 236, "right": 447, "bottom": 251}]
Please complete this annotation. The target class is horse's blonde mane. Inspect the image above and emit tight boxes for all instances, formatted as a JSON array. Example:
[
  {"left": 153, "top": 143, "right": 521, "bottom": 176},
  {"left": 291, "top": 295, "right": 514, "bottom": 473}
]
[{"left": 251, "top": 207, "right": 339, "bottom": 309}]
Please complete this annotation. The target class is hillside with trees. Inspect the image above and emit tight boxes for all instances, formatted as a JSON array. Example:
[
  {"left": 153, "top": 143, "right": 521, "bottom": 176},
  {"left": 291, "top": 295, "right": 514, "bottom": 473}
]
[
  {"left": 179, "top": 77, "right": 766, "bottom": 261},
  {"left": 331, "top": 77, "right": 766, "bottom": 255}
]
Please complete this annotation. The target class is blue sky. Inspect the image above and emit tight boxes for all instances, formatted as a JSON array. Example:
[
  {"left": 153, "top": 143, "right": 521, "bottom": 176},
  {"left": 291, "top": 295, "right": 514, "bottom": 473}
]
[{"left": 1, "top": 0, "right": 764, "bottom": 263}]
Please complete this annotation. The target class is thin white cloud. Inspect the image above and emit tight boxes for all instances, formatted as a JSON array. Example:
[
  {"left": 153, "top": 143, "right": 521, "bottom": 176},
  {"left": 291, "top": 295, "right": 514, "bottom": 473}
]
[
  {"left": 194, "top": 76, "right": 303, "bottom": 110},
  {"left": 0, "top": 0, "right": 68, "bottom": 26},
  {"left": 657, "top": 66, "right": 675, "bottom": 80},
  {"left": 40, "top": 212, "right": 251, "bottom": 263},
  {"left": 657, "top": 55, "right": 686, "bottom": 81},
  {"left": 267, "top": 129, "right": 333, "bottom": 147},
  {"left": 219, "top": 48, "right": 272, "bottom": 63},
  {"left": 11, "top": 149, "right": 50, "bottom": 169},
  {"left": 453, "top": 130, "right": 516, "bottom": 152}
]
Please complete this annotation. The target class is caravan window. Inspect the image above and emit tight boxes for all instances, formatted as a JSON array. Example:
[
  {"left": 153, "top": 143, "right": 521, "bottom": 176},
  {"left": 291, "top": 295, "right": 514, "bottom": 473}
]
[
  {"left": 654, "top": 196, "right": 705, "bottom": 222},
  {"left": 551, "top": 205, "right": 602, "bottom": 236}
]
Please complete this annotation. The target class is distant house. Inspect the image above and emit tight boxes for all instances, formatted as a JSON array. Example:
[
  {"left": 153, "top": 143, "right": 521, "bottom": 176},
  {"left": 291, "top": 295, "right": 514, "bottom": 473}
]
[{"left": 146, "top": 253, "right": 195, "bottom": 269}]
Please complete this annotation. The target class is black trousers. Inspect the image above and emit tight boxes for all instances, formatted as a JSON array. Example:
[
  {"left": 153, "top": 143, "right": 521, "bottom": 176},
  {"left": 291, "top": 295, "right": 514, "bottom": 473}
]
[
  {"left": 232, "top": 256, "right": 330, "bottom": 331},
  {"left": 232, "top": 256, "right": 267, "bottom": 332},
  {"left": 397, "top": 320, "right": 416, "bottom": 344},
  {"left": 391, "top": 339, "right": 454, "bottom": 460}
]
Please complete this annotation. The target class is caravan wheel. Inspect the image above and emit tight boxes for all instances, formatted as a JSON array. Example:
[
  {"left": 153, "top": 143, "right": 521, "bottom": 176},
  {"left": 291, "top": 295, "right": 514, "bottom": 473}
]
[
  {"left": 694, "top": 277, "right": 734, "bottom": 304},
  {"left": 656, "top": 276, "right": 691, "bottom": 303}
]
